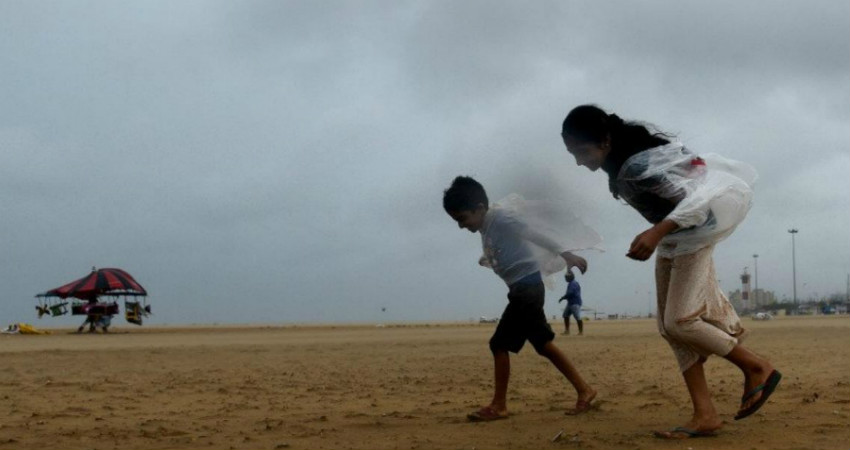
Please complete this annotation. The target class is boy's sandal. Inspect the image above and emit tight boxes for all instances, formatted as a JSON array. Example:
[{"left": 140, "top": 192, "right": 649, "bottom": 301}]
[
  {"left": 467, "top": 406, "right": 508, "bottom": 422},
  {"left": 653, "top": 427, "right": 718, "bottom": 439},
  {"left": 564, "top": 399, "right": 593, "bottom": 416}
]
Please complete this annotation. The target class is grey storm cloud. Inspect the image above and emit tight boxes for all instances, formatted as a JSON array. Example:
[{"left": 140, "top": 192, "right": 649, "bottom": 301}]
[{"left": 1, "top": 0, "right": 848, "bottom": 326}]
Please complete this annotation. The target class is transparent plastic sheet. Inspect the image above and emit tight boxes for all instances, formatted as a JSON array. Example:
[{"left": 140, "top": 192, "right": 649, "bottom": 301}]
[
  {"left": 618, "top": 143, "right": 757, "bottom": 258},
  {"left": 480, "top": 194, "right": 603, "bottom": 289}
]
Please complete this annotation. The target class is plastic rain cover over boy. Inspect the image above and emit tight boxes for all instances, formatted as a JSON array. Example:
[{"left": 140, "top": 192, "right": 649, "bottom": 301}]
[
  {"left": 617, "top": 142, "right": 757, "bottom": 258},
  {"left": 479, "top": 194, "right": 603, "bottom": 289}
]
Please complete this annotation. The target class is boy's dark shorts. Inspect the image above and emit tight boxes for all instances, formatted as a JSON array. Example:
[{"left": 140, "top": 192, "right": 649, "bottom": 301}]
[{"left": 489, "top": 272, "right": 555, "bottom": 354}]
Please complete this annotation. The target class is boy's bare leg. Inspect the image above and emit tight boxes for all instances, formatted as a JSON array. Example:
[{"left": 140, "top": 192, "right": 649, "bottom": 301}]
[
  {"left": 724, "top": 344, "right": 776, "bottom": 413},
  {"left": 577, "top": 319, "right": 584, "bottom": 335},
  {"left": 537, "top": 341, "right": 596, "bottom": 411},
  {"left": 656, "top": 359, "right": 722, "bottom": 437},
  {"left": 489, "top": 349, "right": 510, "bottom": 414},
  {"left": 563, "top": 318, "right": 570, "bottom": 335}
]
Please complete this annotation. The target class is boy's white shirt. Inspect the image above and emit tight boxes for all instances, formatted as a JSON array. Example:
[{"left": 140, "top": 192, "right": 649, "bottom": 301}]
[{"left": 478, "top": 194, "right": 603, "bottom": 289}]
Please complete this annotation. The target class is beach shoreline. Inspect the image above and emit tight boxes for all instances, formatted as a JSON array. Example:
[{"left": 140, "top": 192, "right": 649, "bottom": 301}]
[{"left": 2, "top": 315, "right": 848, "bottom": 449}]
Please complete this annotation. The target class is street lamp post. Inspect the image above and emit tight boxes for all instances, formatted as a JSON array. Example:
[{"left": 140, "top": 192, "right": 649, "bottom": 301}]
[
  {"left": 788, "top": 229, "right": 798, "bottom": 305},
  {"left": 753, "top": 254, "right": 759, "bottom": 307}
]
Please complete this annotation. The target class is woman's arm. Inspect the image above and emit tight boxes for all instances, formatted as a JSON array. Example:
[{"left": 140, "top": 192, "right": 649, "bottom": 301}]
[{"left": 627, "top": 219, "right": 679, "bottom": 261}]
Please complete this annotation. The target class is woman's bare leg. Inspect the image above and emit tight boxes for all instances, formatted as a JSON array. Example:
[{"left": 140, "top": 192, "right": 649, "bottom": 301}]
[
  {"left": 655, "top": 358, "right": 723, "bottom": 438},
  {"left": 724, "top": 344, "right": 776, "bottom": 413}
]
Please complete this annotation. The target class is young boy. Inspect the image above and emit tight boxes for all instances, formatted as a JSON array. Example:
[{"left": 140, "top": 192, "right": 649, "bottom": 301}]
[{"left": 442, "top": 176, "right": 597, "bottom": 421}]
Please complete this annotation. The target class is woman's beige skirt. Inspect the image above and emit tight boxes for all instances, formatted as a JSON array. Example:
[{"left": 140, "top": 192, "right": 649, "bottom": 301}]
[{"left": 656, "top": 244, "right": 748, "bottom": 372}]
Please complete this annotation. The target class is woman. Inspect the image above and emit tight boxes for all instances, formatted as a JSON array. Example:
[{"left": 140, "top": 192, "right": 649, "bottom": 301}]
[{"left": 561, "top": 104, "right": 780, "bottom": 439}]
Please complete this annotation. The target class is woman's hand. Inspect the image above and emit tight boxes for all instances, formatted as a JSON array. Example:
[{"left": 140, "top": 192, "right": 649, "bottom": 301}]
[{"left": 627, "top": 220, "right": 679, "bottom": 261}]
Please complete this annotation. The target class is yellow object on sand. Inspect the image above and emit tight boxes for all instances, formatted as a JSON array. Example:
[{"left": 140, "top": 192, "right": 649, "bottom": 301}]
[{"left": 17, "top": 323, "right": 50, "bottom": 335}]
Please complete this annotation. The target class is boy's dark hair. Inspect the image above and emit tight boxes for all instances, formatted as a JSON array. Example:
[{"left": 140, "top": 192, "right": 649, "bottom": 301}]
[
  {"left": 562, "top": 104, "right": 673, "bottom": 199},
  {"left": 443, "top": 176, "right": 489, "bottom": 212}
]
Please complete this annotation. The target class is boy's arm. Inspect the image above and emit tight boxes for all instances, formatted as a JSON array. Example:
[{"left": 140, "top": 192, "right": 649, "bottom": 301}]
[
  {"left": 521, "top": 227, "right": 589, "bottom": 274},
  {"left": 521, "top": 227, "right": 563, "bottom": 254},
  {"left": 561, "top": 251, "right": 587, "bottom": 274}
]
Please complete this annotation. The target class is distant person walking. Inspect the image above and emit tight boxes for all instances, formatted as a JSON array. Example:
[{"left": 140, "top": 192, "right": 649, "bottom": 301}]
[
  {"left": 558, "top": 270, "right": 584, "bottom": 335},
  {"left": 560, "top": 104, "right": 781, "bottom": 439}
]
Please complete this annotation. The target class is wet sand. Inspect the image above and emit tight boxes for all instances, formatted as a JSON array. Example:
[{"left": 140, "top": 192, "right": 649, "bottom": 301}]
[{"left": 1, "top": 315, "right": 848, "bottom": 450}]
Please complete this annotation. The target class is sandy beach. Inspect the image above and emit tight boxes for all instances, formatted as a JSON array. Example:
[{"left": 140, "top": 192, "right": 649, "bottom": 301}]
[{"left": 1, "top": 315, "right": 848, "bottom": 450}]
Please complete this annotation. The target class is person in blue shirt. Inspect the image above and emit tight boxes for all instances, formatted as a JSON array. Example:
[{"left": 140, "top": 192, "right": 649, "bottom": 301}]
[{"left": 558, "top": 270, "right": 584, "bottom": 335}]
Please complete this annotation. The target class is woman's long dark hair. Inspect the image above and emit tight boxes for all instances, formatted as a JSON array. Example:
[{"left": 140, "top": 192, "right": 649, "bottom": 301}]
[{"left": 562, "top": 105, "right": 673, "bottom": 199}]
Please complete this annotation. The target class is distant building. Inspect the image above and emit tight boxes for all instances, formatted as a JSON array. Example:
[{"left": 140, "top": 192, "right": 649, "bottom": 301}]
[
  {"left": 729, "top": 289, "right": 744, "bottom": 311},
  {"left": 741, "top": 268, "right": 751, "bottom": 311},
  {"left": 729, "top": 288, "right": 777, "bottom": 313},
  {"left": 752, "top": 288, "right": 776, "bottom": 307}
]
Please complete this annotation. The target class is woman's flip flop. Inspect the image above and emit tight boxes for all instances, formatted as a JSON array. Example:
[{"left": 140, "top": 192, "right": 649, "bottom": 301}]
[{"left": 735, "top": 369, "right": 782, "bottom": 420}]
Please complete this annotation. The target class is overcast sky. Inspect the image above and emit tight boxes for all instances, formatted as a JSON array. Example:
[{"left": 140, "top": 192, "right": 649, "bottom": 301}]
[{"left": 2, "top": 1, "right": 848, "bottom": 326}]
